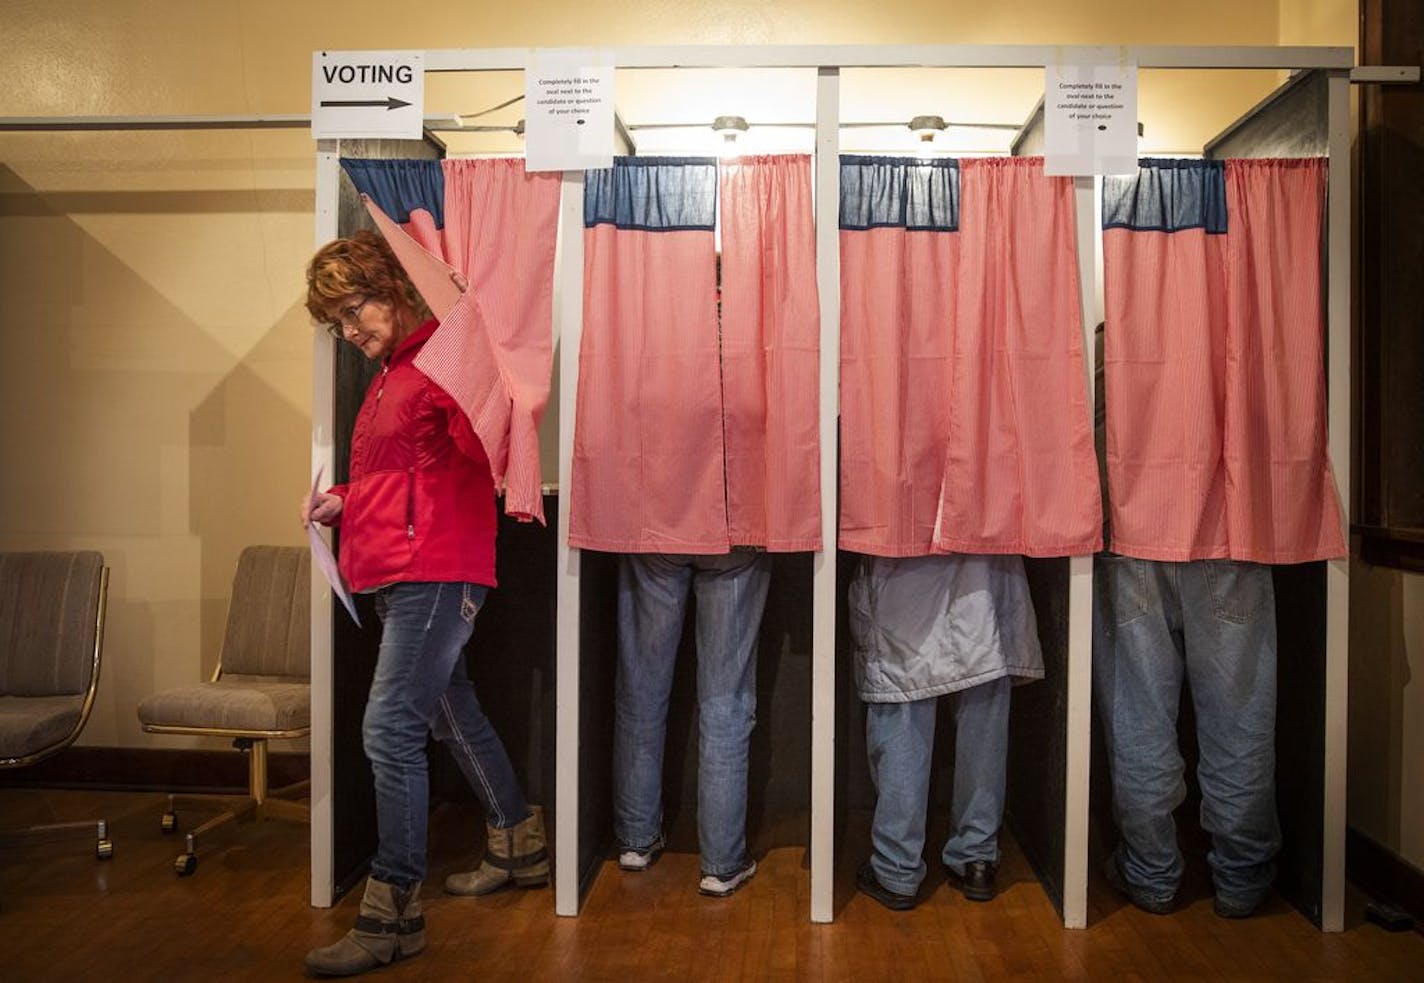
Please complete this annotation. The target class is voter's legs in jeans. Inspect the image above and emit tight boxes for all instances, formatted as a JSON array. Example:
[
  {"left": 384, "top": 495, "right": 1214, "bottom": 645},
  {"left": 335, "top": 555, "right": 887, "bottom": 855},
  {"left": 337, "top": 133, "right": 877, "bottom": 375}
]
[
  {"left": 309, "top": 581, "right": 533, "bottom": 975},
  {"left": 941, "top": 676, "right": 1011, "bottom": 875},
  {"left": 365, "top": 581, "right": 529, "bottom": 888},
  {"left": 614, "top": 551, "right": 771, "bottom": 881},
  {"left": 866, "top": 677, "right": 1010, "bottom": 898},
  {"left": 1095, "top": 557, "right": 1279, "bottom": 913}
]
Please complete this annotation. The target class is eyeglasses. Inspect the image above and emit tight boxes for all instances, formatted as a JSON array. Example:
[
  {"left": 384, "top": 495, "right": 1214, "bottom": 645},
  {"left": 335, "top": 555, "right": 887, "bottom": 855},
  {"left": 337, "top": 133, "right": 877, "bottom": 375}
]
[{"left": 324, "top": 297, "right": 370, "bottom": 339}]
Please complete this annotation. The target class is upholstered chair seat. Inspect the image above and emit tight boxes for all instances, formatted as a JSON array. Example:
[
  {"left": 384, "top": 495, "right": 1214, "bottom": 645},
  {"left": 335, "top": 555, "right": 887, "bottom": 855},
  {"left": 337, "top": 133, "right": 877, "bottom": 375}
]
[{"left": 136, "top": 545, "right": 311, "bottom": 876}]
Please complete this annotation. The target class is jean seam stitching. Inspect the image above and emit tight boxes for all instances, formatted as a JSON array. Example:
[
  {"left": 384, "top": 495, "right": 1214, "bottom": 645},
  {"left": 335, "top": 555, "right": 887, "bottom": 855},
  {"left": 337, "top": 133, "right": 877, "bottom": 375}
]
[{"left": 439, "top": 693, "right": 506, "bottom": 828}]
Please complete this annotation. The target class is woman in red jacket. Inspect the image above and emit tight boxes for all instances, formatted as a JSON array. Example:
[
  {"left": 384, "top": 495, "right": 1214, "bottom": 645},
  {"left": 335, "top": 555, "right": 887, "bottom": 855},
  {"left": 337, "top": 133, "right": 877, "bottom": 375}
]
[{"left": 301, "top": 231, "right": 546, "bottom": 977}]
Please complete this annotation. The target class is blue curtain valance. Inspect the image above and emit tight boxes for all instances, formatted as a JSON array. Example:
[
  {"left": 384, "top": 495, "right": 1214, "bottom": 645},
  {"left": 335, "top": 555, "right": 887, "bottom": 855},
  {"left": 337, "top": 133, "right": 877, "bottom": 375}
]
[
  {"left": 1102, "top": 158, "right": 1227, "bottom": 234},
  {"left": 584, "top": 156, "right": 718, "bottom": 232},
  {"left": 839, "top": 156, "right": 960, "bottom": 232},
  {"left": 340, "top": 158, "right": 446, "bottom": 228}
]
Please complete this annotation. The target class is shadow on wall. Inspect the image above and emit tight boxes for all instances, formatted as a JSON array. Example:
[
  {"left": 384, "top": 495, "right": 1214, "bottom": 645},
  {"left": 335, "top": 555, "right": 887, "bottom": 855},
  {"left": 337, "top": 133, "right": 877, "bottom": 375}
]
[
  {"left": 0, "top": 163, "right": 310, "bottom": 746},
  {"left": 189, "top": 314, "right": 312, "bottom": 662}
]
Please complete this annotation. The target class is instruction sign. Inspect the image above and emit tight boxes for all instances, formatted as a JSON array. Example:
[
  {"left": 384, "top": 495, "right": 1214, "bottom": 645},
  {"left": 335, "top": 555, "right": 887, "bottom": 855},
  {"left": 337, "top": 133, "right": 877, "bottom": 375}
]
[
  {"left": 523, "top": 49, "right": 615, "bottom": 172},
  {"left": 312, "top": 50, "right": 424, "bottom": 140},
  {"left": 1044, "top": 57, "right": 1138, "bottom": 176}
]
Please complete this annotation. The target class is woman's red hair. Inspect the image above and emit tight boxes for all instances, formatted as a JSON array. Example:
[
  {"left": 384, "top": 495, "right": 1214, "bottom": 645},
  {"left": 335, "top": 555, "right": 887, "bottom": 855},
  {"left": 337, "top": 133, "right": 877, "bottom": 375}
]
[{"left": 305, "top": 229, "right": 429, "bottom": 325}]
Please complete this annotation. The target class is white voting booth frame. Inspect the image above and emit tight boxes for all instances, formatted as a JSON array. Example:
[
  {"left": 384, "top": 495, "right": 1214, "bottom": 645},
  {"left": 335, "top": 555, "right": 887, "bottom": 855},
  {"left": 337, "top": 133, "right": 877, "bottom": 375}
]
[{"left": 308, "top": 43, "right": 1361, "bottom": 932}]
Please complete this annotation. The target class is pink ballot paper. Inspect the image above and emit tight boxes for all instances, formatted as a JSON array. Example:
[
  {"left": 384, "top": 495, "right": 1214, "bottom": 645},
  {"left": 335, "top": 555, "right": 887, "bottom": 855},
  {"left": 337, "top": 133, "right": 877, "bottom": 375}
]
[{"left": 307, "top": 468, "right": 360, "bottom": 627}]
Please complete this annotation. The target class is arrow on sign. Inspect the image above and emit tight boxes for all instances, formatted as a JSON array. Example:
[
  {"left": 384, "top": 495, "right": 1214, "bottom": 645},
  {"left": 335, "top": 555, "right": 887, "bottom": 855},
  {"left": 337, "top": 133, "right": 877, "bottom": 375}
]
[{"left": 318, "top": 97, "right": 412, "bottom": 111}]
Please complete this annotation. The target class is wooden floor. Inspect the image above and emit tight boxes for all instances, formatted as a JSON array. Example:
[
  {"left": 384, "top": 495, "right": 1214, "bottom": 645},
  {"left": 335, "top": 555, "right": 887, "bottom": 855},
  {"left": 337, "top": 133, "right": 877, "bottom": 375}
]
[{"left": 2, "top": 789, "right": 1421, "bottom": 982}]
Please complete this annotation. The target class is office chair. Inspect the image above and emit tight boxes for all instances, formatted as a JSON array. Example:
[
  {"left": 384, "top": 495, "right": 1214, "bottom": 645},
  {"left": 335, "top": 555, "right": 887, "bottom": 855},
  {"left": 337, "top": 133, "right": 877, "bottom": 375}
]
[
  {"left": 0, "top": 550, "right": 111, "bottom": 859},
  {"left": 137, "top": 545, "right": 310, "bottom": 875}
]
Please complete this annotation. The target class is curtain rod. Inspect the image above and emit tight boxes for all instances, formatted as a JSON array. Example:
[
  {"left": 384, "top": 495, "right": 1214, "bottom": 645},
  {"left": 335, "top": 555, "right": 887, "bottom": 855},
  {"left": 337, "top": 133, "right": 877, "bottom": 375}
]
[
  {"left": 0, "top": 114, "right": 315, "bottom": 131},
  {"left": 0, "top": 111, "right": 638, "bottom": 152},
  {"left": 0, "top": 114, "right": 465, "bottom": 132}
]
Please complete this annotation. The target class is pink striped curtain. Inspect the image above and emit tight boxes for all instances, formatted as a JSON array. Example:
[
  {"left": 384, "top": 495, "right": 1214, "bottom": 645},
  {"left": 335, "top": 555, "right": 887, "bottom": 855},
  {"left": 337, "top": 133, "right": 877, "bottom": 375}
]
[
  {"left": 431, "top": 160, "right": 560, "bottom": 524},
  {"left": 934, "top": 158, "right": 1100, "bottom": 556},
  {"left": 1223, "top": 160, "right": 1344, "bottom": 561},
  {"left": 569, "top": 155, "right": 822, "bottom": 554},
  {"left": 718, "top": 155, "right": 822, "bottom": 551},
  {"left": 839, "top": 177, "right": 959, "bottom": 556},
  {"left": 1102, "top": 157, "right": 1345, "bottom": 562},
  {"left": 839, "top": 156, "right": 1100, "bottom": 558},
  {"left": 349, "top": 158, "right": 560, "bottom": 524},
  {"left": 569, "top": 159, "right": 727, "bottom": 553}
]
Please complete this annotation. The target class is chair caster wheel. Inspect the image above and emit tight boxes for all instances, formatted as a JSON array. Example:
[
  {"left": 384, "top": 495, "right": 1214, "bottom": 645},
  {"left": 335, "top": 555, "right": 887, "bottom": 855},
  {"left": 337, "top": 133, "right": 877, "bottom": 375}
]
[
  {"left": 174, "top": 853, "right": 197, "bottom": 876},
  {"left": 97, "top": 838, "right": 114, "bottom": 860},
  {"left": 160, "top": 812, "right": 178, "bottom": 834}
]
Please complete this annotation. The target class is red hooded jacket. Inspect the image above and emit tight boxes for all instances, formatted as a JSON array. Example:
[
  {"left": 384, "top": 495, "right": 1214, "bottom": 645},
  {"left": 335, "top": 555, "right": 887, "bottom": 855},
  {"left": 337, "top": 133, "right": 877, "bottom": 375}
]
[{"left": 327, "top": 319, "right": 497, "bottom": 592}]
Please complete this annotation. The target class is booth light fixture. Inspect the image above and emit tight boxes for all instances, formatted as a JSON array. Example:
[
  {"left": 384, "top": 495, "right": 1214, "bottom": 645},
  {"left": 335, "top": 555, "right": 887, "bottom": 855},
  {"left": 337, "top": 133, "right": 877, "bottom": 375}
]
[
  {"left": 711, "top": 114, "right": 750, "bottom": 143},
  {"left": 908, "top": 114, "right": 948, "bottom": 142}
]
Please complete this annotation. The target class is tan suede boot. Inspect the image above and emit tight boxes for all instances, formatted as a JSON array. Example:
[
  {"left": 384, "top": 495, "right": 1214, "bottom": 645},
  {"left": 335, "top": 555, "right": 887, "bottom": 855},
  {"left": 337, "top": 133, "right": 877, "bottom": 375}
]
[
  {"left": 305, "top": 877, "right": 425, "bottom": 976},
  {"left": 444, "top": 805, "right": 550, "bottom": 896}
]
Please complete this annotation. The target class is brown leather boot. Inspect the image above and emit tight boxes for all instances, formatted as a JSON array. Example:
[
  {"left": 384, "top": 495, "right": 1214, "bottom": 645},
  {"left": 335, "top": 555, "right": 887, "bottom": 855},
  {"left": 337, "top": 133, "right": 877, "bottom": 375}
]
[
  {"left": 305, "top": 877, "right": 425, "bottom": 976},
  {"left": 444, "top": 805, "right": 550, "bottom": 896}
]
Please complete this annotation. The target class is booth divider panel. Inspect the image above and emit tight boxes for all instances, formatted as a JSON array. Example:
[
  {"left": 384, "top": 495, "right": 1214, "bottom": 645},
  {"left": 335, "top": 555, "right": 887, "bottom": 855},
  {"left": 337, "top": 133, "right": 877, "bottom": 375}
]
[
  {"left": 577, "top": 549, "right": 618, "bottom": 898},
  {"left": 1007, "top": 557, "right": 1071, "bottom": 913},
  {"left": 1271, "top": 562, "right": 1329, "bottom": 924}
]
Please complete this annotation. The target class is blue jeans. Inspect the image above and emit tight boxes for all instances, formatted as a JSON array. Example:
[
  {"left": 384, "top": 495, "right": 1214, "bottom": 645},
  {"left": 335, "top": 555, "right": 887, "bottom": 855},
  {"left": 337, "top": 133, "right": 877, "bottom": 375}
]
[
  {"left": 613, "top": 551, "right": 772, "bottom": 878},
  {"left": 365, "top": 581, "right": 530, "bottom": 888},
  {"left": 866, "top": 676, "right": 1011, "bottom": 895},
  {"left": 1093, "top": 556, "right": 1280, "bottom": 907}
]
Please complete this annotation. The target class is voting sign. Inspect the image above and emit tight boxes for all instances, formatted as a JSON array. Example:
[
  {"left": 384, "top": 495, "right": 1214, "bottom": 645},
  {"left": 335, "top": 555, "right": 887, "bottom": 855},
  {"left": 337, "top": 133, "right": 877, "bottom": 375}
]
[{"left": 312, "top": 50, "right": 425, "bottom": 140}]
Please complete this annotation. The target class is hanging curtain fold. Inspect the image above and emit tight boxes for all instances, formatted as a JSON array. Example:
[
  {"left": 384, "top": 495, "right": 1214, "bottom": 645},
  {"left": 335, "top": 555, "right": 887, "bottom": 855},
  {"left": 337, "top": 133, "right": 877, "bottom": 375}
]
[
  {"left": 839, "top": 155, "right": 1101, "bottom": 558},
  {"left": 569, "top": 155, "right": 822, "bottom": 553},
  {"left": 340, "top": 157, "right": 561, "bottom": 524},
  {"left": 937, "top": 157, "right": 1101, "bottom": 556},
  {"left": 839, "top": 157, "right": 962, "bottom": 556},
  {"left": 718, "top": 155, "right": 822, "bottom": 551},
  {"left": 570, "top": 157, "right": 724, "bottom": 552},
  {"left": 1102, "top": 157, "right": 1345, "bottom": 562}
]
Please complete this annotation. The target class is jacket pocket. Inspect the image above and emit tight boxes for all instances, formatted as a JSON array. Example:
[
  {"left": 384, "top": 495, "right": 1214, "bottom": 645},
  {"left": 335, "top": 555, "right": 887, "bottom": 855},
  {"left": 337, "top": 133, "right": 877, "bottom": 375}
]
[{"left": 341, "top": 470, "right": 415, "bottom": 584}]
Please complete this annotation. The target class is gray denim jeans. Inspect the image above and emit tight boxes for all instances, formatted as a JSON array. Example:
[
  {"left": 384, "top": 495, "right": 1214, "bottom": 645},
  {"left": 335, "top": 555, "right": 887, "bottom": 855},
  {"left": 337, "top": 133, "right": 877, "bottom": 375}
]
[
  {"left": 1093, "top": 556, "right": 1281, "bottom": 906},
  {"left": 613, "top": 551, "right": 772, "bottom": 878}
]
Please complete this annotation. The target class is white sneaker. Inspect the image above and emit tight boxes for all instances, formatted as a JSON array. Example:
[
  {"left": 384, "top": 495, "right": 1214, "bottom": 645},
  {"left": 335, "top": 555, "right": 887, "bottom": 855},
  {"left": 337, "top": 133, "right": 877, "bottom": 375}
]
[
  {"left": 698, "top": 860, "right": 757, "bottom": 898},
  {"left": 617, "top": 834, "right": 665, "bottom": 871}
]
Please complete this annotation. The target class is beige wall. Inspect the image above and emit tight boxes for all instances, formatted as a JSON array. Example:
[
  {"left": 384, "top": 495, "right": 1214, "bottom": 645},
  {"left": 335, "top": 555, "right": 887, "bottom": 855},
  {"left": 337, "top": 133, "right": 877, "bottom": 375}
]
[
  {"left": 1349, "top": 563, "right": 1424, "bottom": 867},
  {"left": 2, "top": 3, "right": 1393, "bottom": 869},
  {"left": 1279, "top": 0, "right": 1357, "bottom": 49},
  {"left": 1, "top": 2, "right": 324, "bottom": 746}
]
